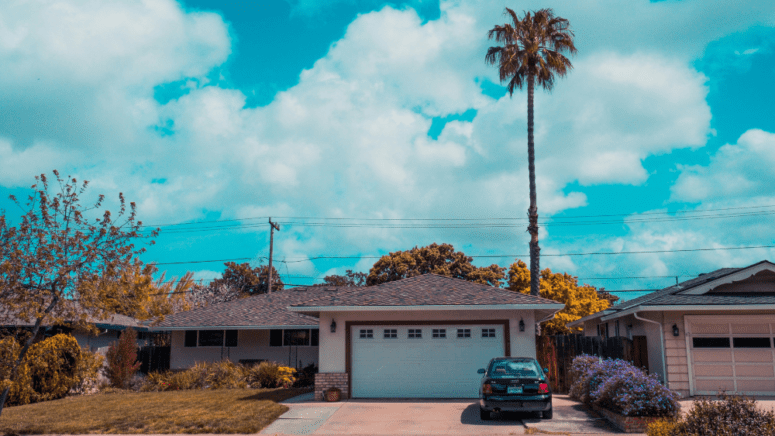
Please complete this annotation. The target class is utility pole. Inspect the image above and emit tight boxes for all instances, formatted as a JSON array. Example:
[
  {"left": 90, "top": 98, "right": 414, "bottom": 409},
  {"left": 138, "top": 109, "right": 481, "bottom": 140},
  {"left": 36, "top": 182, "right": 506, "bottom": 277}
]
[{"left": 267, "top": 218, "right": 280, "bottom": 294}]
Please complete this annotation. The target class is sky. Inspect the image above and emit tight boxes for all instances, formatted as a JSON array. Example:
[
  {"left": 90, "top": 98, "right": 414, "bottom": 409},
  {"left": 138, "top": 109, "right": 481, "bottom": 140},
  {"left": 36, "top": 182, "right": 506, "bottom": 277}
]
[{"left": 1, "top": 0, "right": 775, "bottom": 301}]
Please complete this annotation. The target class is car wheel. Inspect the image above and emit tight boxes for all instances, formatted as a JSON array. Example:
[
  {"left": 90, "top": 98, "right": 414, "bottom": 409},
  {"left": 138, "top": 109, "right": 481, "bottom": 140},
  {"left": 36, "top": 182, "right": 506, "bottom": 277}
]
[
  {"left": 480, "top": 408, "right": 491, "bottom": 420},
  {"left": 543, "top": 408, "right": 553, "bottom": 419}
]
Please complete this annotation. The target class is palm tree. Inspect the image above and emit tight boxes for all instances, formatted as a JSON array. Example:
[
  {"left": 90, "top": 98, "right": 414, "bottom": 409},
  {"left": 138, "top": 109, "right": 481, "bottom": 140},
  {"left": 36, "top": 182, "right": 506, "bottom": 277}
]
[{"left": 486, "top": 8, "right": 576, "bottom": 296}]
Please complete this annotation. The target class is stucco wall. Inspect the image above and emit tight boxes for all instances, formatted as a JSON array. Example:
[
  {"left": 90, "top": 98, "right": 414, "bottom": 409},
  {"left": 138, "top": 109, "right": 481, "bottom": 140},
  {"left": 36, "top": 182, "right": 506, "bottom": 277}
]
[
  {"left": 317, "top": 309, "right": 537, "bottom": 373},
  {"left": 170, "top": 329, "right": 319, "bottom": 369}
]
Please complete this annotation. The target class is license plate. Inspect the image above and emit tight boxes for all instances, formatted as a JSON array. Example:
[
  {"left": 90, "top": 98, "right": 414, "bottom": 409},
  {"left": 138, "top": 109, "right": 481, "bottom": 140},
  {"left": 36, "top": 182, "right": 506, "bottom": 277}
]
[{"left": 507, "top": 386, "right": 523, "bottom": 394}]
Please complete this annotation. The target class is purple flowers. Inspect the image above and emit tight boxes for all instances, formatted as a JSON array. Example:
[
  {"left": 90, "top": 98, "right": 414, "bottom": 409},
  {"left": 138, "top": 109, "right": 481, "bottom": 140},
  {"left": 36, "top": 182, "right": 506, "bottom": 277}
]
[{"left": 569, "top": 354, "right": 680, "bottom": 417}]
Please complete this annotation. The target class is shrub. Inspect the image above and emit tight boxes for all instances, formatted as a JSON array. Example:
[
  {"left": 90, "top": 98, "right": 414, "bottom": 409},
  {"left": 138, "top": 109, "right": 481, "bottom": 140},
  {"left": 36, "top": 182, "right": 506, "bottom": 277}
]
[
  {"left": 142, "top": 370, "right": 199, "bottom": 392},
  {"left": 70, "top": 347, "right": 104, "bottom": 395},
  {"left": 246, "top": 361, "right": 296, "bottom": 388},
  {"left": 105, "top": 327, "right": 141, "bottom": 389},
  {"left": 1, "top": 334, "right": 86, "bottom": 406},
  {"left": 293, "top": 363, "right": 318, "bottom": 388},
  {"left": 646, "top": 418, "right": 680, "bottom": 436},
  {"left": 568, "top": 354, "right": 599, "bottom": 401},
  {"left": 676, "top": 392, "right": 775, "bottom": 436},
  {"left": 591, "top": 366, "right": 680, "bottom": 417},
  {"left": 191, "top": 360, "right": 247, "bottom": 389},
  {"left": 567, "top": 355, "right": 680, "bottom": 418}
]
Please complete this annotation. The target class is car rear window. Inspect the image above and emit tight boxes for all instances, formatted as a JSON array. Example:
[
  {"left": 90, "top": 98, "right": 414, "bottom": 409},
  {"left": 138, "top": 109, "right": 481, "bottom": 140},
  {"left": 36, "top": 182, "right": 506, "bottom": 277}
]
[{"left": 488, "top": 360, "right": 542, "bottom": 378}]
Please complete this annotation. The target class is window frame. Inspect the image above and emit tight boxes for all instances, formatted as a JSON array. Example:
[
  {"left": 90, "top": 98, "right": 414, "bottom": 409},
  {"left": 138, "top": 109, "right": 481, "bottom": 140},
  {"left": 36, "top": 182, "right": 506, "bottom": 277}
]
[
  {"left": 457, "top": 328, "right": 471, "bottom": 338},
  {"left": 359, "top": 329, "right": 374, "bottom": 339},
  {"left": 384, "top": 329, "right": 397, "bottom": 339},
  {"left": 432, "top": 328, "right": 446, "bottom": 338},
  {"left": 482, "top": 328, "right": 496, "bottom": 338},
  {"left": 408, "top": 328, "right": 422, "bottom": 339},
  {"left": 268, "top": 329, "right": 320, "bottom": 347}
]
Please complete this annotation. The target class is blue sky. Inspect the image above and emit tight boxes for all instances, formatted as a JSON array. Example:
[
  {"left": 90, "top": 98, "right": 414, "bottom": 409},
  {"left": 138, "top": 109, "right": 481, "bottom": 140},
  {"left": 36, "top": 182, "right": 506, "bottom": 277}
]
[{"left": 1, "top": 0, "right": 775, "bottom": 300}]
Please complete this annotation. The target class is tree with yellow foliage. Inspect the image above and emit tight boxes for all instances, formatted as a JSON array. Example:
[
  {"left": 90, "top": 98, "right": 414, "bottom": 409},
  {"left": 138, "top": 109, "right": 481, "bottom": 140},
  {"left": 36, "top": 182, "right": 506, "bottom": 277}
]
[
  {"left": 0, "top": 171, "right": 184, "bottom": 417},
  {"left": 507, "top": 260, "right": 609, "bottom": 335}
]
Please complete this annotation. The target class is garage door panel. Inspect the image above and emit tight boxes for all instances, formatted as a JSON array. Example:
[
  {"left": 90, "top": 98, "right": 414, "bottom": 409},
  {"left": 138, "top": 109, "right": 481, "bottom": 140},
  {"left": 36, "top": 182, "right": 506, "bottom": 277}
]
[
  {"left": 734, "top": 350, "right": 774, "bottom": 363},
  {"left": 694, "top": 365, "right": 733, "bottom": 377},
  {"left": 736, "top": 365, "right": 775, "bottom": 377},
  {"left": 731, "top": 324, "right": 771, "bottom": 334},
  {"left": 695, "top": 379, "right": 735, "bottom": 392},
  {"left": 736, "top": 379, "right": 775, "bottom": 393},
  {"left": 351, "top": 324, "right": 505, "bottom": 398},
  {"left": 692, "top": 349, "right": 733, "bottom": 362}
]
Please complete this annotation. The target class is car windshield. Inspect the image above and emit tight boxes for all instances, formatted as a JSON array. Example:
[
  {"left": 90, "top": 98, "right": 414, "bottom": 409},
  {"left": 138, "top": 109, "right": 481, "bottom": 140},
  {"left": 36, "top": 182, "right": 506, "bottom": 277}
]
[{"left": 488, "top": 359, "right": 543, "bottom": 379}]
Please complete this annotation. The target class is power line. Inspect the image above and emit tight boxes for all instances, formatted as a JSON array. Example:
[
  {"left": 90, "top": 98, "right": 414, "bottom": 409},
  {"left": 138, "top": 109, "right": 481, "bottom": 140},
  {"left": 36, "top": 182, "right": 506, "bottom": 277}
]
[{"left": 146, "top": 244, "right": 775, "bottom": 267}]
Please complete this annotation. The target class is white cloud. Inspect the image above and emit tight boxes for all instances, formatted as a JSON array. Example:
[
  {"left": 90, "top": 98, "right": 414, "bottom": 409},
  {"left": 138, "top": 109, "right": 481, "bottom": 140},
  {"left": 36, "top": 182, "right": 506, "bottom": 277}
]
[{"left": 671, "top": 129, "right": 775, "bottom": 202}]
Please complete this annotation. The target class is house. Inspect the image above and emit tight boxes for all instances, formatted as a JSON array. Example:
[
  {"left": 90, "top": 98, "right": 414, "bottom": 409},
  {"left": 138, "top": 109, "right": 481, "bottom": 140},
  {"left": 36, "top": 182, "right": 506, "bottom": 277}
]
[
  {"left": 287, "top": 274, "right": 564, "bottom": 400},
  {"left": 0, "top": 309, "right": 150, "bottom": 354},
  {"left": 568, "top": 260, "right": 775, "bottom": 398},
  {"left": 155, "top": 286, "right": 332, "bottom": 369}
]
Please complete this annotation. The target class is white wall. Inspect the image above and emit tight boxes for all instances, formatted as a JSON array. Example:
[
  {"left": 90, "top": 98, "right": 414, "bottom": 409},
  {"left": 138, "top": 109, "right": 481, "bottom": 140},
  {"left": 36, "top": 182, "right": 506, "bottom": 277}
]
[
  {"left": 169, "top": 329, "right": 319, "bottom": 369},
  {"left": 317, "top": 309, "right": 537, "bottom": 373}
]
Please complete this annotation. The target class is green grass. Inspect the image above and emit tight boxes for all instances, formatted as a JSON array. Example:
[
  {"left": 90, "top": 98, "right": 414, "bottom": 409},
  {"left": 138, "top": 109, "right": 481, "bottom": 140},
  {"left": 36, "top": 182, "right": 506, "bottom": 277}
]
[{"left": 0, "top": 387, "right": 311, "bottom": 434}]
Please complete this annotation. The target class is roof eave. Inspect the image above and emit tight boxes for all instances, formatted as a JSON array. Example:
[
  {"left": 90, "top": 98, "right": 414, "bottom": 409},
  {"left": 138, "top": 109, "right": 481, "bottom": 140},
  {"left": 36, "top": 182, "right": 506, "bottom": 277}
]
[
  {"left": 600, "top": 303, "right": 775, "bottom": 321},
  {"left": 288, "top": 303, "right": 566, "bottom": 314},
  {"left": 155, "top": 324, "right": 320, "bottom": 331}
]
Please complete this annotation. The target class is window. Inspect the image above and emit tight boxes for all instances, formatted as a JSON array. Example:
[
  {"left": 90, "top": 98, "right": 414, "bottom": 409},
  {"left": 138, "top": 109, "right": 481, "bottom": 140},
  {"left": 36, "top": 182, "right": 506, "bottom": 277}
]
[
  {"left": 457, "top": 328, "right": 471, "bottom": 338},
  {"left": 693, "top": 337, "right": 731, "bottom": 348},
  {"left": 184, "top": 330, "right": 197, "bottom": 347},
  {"left": 225, "top": 330, "right": 238, "bottom": 347},
  {"left": 269, "top": 329, "right": 283, "bottom": 347},
  {"left": 384, "top": 329, "right": 397, "bottom": 339},
  {"left": 408, "top": 329, "right": 422, "bottom": 338},
  {"left": 733, "top": 337, "right": 772, "bottom": 348},
  {"left": 198, "top": 330, "right": 224, "bottom": 347},
  {"left": 284, "top": 329, "right": 310, "bottom": 346},
  {"left": 432, "top": 329, "right": 446, "bottom": 338},
  {"left": 360, "top": 329, "right": 374, "bottom": 339},
  {"left": 311, "top": 329, "right": 319, "bottom": 346},
  {"left": 482, "top": 328, "right": 496, "bottom": 338}
]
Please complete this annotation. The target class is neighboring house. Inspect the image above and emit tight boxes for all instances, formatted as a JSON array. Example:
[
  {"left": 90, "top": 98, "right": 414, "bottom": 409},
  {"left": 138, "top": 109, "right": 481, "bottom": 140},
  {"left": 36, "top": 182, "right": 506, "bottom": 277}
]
[
  {"left": 0, "top": 310, "right": 150, "bottom": 354},
  {"left": 568, "top": 260, "right": 775, "bottom": 398},
  {"left": 287, "top": 274, "right": 564, "bottom": 400},
  {"left": 155, "top": 286, "right": 331, "bottom": 369}
]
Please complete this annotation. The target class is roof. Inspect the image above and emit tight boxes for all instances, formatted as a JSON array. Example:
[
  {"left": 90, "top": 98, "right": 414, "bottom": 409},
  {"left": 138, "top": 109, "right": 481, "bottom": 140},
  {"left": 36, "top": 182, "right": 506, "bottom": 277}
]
[
  {"left": 155, "top": 286, "right": 338, "bottom": 329},
  {"left": 289, "top": 274, "right": 564, "bottom": 310},
  {"left": 568, "top": 261, "right": 775, "bottom": 326},
  {"left": 0, "top": 307, "right": 145, "bottom": 330}
]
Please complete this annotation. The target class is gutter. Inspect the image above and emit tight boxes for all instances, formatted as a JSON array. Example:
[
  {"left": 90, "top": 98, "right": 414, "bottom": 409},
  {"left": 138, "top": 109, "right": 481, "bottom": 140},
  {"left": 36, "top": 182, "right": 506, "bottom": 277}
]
[
  {"left": 601, "top": 304, "right": 775, "bottom": 321},
  {"left": 633, "top": 312, "right": 667, "bottom": 385}
]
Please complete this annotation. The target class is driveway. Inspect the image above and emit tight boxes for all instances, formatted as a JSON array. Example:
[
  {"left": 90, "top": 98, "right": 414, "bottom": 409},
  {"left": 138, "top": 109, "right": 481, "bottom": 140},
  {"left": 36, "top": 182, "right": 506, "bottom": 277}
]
[{"left": 261, "top": 393, "right": 622, "bottom": 435}]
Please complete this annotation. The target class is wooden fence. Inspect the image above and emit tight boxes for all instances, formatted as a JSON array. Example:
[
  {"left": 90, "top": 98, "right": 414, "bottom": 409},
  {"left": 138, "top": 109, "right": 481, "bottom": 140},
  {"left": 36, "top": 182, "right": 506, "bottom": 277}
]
[{"left": 536, "top": 334, "right": 635, "bottom": 393}]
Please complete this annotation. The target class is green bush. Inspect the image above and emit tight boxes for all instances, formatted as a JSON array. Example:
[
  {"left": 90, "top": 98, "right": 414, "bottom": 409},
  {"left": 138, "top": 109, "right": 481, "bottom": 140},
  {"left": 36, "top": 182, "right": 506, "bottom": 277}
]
[
  {"left": 71, "top": 347, "right": 104, "bottom": 395},
  {"left": 143, "top": 360, "right": 301, "bottom": 391},
  {"left": 0, "top": 334, "right": 85, "bottom": 406},
  {"left": 191, "top": 360, "right": 247, "bottom": 389},
  {"left": 293, "top": 363, "right": 318, "bottom": 388},
  {"left": 676, "top": 393, "right": 775, "bottom": 436}
]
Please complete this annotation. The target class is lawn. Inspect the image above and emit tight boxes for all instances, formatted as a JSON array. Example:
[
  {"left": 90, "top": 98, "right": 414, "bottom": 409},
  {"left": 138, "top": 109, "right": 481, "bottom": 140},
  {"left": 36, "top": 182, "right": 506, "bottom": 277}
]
[{"left": 0, "top": 387, "right": 311, "bottom": 434}]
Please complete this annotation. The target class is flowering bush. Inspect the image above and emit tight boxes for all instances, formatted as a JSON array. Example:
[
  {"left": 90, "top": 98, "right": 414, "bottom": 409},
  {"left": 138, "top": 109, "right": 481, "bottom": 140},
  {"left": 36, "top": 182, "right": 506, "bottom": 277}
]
[
  {"left": 591, "top": 365, "right": 680, "bottom": 416},
  {"left": 568, "top": 355, "right": 680, "bottom": 417},
  {"left": 247, "top": 361, "right": 296, "bottom": 388}
]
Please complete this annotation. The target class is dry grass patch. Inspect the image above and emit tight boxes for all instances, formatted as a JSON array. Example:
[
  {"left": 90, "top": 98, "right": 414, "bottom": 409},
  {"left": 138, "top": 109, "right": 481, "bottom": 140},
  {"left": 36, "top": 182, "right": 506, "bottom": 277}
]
[{"left": 0, "top": 387, "right": 311, "bottom": 434}]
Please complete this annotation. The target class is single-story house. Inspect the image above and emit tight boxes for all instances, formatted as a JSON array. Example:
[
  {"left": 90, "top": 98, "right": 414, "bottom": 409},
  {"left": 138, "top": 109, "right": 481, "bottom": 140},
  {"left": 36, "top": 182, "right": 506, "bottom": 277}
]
[
  {"left": 568, "top": 260, "right": 775, "bottom": 398},
  {"left": 287, "top": 273, "right": 564, "bottom": 400},
  {"left": 155, "top": 286, "right": 331, "bottom": 369},
  {"left": 0, "top": 309, "right": 150, "bottom": 354}
]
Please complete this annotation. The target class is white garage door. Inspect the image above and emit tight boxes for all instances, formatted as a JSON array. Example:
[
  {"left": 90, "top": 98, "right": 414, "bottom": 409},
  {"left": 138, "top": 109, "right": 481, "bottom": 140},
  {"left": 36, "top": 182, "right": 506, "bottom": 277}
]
[
  {"left": 351, "top": 324, "right": 505, "bottom": 398},
  {"left": 687, "top": 316, "right": 775, "bottom": 396}
]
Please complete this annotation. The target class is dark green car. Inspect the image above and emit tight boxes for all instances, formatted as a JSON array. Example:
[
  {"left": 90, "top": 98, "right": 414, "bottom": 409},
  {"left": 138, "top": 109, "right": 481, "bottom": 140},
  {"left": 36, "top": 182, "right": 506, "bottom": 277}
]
[{"left": 477, "top": 357, "right": 552, "bottom": 420}]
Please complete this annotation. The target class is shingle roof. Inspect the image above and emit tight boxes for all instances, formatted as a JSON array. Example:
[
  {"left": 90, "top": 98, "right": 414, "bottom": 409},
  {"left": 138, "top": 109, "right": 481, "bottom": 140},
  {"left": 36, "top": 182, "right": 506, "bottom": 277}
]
[
  {"left": 155, "top": 286, "right": 338, "bottom": 329},
  {"left": 571, "top": 262, "right": 775, "bottom": 326},
  {"left": 0, "top": 306, "right": 145, "bottom": 329},
  {"left": 289, "top": 274, "right": 563, "bottom": 308}
]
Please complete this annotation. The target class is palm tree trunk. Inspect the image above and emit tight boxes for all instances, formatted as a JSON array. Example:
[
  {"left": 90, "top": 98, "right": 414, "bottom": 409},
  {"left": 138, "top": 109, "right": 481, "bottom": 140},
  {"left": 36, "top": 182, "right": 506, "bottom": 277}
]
[{"left": 527, "top": 74, "right": 540, "bottom": 297}]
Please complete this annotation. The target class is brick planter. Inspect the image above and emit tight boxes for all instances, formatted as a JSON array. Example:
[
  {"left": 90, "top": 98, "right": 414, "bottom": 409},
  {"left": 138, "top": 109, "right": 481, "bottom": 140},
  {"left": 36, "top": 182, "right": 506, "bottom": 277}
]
[
  {"left": 315, "top": 372, "right": 349, "bottom": 401},
  {"left": 591, "top": 404, "right": 663, "bottom": 433}
]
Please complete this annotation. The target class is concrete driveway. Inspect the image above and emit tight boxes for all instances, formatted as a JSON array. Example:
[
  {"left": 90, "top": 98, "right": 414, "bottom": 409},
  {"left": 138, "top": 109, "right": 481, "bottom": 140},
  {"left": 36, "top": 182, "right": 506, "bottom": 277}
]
[{"left": 261, "top": 394, "right": 622, "bottom": 435}]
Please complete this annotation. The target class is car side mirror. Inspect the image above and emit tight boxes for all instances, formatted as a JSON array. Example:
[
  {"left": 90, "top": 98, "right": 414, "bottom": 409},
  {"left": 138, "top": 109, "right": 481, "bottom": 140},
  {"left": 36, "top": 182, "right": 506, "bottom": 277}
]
[
  {"left": 477, "top": 368, "right": 486, "bottom": 374},
  {"left": 543, "top": 367, "right": 549, "bottom": 373}
]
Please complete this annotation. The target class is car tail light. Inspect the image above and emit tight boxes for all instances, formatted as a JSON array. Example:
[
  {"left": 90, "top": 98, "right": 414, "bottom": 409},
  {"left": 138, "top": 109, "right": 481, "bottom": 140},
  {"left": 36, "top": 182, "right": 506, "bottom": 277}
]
[
  {"left": 482, "top": 383, "right": 492, "bottom": 394},
  {"left": 538, "top": 383, "right": 549, "bottom": 393}
]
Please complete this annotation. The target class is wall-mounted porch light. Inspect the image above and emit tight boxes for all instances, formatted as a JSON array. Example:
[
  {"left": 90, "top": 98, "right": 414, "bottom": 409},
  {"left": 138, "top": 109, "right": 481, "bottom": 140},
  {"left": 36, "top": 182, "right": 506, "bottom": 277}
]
[
  {"left": 672, "top": 324, "right": 680, "bottom": 337},
  {"left": 519, "top": 318, "right": 525, "bottom": 332},
  {"left": 330, "top": 319, "right": 337, "bottom": 333}
]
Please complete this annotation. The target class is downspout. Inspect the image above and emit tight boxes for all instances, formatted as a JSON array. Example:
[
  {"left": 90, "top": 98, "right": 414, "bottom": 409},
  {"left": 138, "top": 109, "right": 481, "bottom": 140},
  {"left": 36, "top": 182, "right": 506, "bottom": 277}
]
[{"left": 633, "top": 312, "right": 667, "bottom": 385}]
